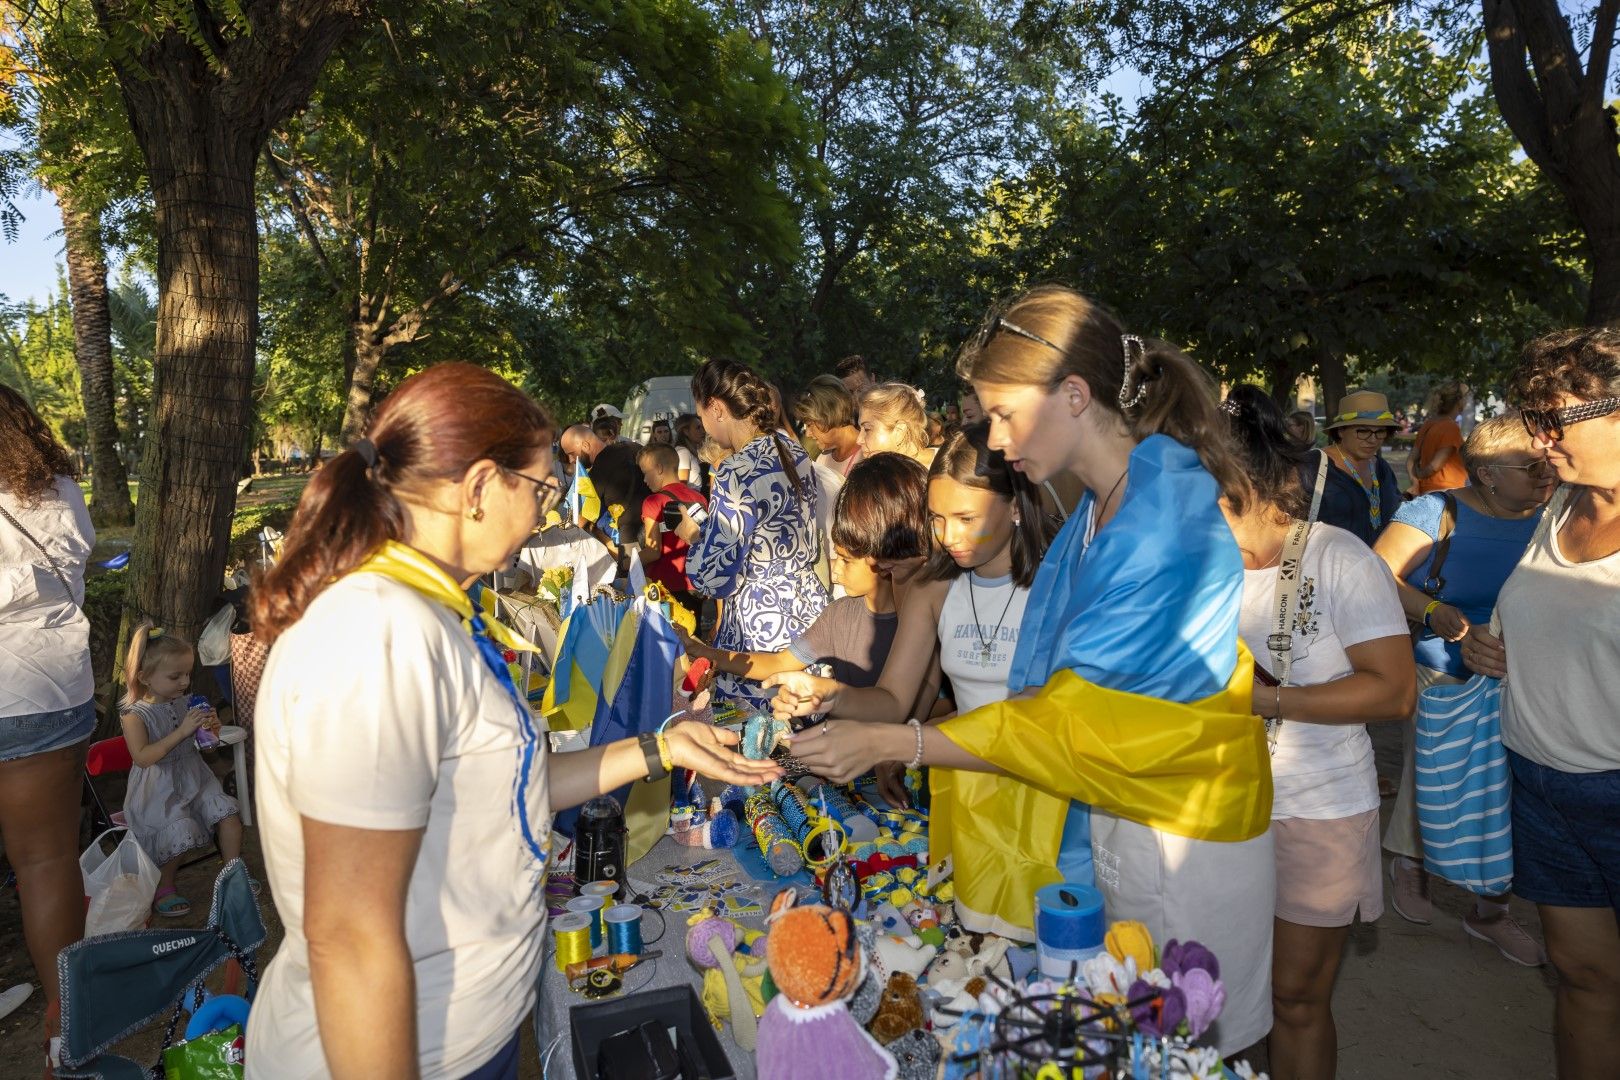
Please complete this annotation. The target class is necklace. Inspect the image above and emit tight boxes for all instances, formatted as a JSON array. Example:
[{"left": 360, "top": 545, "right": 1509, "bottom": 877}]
[
  {"left": 1097, "top": 465, "right": 1129, "bottom": 522},
  {"left": 967, "top": 572, "right": 1018, "bottom": 660}
]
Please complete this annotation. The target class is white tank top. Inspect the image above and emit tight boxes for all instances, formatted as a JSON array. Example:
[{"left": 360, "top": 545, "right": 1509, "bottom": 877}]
[{"left": 937, "top": 571, "right": 1029, "bottom": 713}]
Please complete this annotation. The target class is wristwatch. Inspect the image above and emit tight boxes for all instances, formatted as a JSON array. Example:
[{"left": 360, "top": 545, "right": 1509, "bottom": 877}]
[{"left": 638, "top": 731, "right": 669, "bottom": 782}]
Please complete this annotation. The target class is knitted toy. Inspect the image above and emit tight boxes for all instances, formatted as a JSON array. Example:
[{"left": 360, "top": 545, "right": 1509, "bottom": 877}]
[
  {"left": 874, "top": 933, "right": 936, "bottom": 981},
  {"left": 868, "top": 972, "right": 925, "bottom": 1045},
  {"left": 758, "top": 903, "right": 896, "bottom": 1080},
  {"left": 742, "top": 713, "right": 792, "bottom": 760},
  {"left": 672, "top": 799, "right": 741, "bottom": 849},
  {"left": 687, "top": 913, "right": 763, "bottom": 1051},
  {"left": 886, "top": 1029, "right": 943, "bottom": 1080},
  {"left": 699, "top": 926, "right": 767, "bottom": 1041}
]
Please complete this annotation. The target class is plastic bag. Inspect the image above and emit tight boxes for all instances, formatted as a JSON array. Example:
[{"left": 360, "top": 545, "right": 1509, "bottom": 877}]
[
  {"left": 197, "top": 604, "right": 236, "bottom": 666},
  {"left": 162, "top": 1024, "right": 244, "bottom": 1080},
  {"left": 80, "top": 828, "right": 160, "bottom": 937}
]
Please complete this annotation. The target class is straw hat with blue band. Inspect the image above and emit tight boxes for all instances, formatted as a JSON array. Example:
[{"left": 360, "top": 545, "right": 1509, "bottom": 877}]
[{"left": 1324, "top": 389, "right": 1400, "bottom": 432}]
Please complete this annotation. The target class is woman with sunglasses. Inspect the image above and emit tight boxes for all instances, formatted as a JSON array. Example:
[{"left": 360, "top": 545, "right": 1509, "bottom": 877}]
[
  {"left": 1374, "top": 414, "right": 1555, "bottom": 965},
  {"left": 1305, "top": 390, "right": 1404, "bottom": 547},
  {"left": 1462, "top": 330, "right": 1620, "bottom": 1080}
]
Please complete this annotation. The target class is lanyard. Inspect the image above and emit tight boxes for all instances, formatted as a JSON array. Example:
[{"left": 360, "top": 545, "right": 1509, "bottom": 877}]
[{"left": 1264, "top": 518, "right": 1314, "bottom": 752}]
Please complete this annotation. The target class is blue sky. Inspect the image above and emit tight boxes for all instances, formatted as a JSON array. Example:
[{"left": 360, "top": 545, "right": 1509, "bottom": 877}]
[{"left": 1, "top": 186, "right": 66, "bottom": 306}]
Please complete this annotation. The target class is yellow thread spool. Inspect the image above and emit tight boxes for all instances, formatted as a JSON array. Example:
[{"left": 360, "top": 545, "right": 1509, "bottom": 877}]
[{"left": 553, "top": 912, "right": 594, "bottom": 973}]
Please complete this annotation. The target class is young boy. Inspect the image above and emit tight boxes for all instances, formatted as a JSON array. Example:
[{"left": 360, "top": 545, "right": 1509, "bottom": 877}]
[{"left": 637, "top": 443, "right": 707, "bottom": 608}]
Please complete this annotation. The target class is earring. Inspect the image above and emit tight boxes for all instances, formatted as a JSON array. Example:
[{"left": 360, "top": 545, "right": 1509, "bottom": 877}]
[
  {"left": 467, "top": 506, "right": 485, "bottom": 522},
  {"left": 1488, "top": 484, "right": 1498, "bottom": 496},
  {"left": 1013, "top": 513, "right": 1022, "bottom": 527}
]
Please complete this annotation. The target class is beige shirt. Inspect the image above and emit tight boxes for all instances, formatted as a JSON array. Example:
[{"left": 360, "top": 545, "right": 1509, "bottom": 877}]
[
  {"left": 1500, "top": 488, "right": 1620, "bottom": 773},
  {"left": 0, "top": 476, "right": 94, "bottom": 717}
]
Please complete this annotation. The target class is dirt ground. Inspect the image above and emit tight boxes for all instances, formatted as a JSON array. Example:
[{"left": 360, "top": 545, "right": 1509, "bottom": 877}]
[{"left": 0, "top": 721, "right": 1558, "bottom": 1077}]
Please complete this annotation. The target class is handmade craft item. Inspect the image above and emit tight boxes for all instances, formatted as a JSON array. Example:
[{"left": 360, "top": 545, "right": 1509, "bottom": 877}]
[
  {"left": 868, "top": 972, "right": 925, "bottom": 1045},
  {"left": 687, "top": 913, "right": 763, "bottom": 1051},
  {"left": 742, "top": 713, "right": 792, "bottom": 760},
  {"left": 745, "top": 790, "right": 806, "bottom": 876},
  {"left": 757, "top": 901, "right": 896, "bottom": 1080}
]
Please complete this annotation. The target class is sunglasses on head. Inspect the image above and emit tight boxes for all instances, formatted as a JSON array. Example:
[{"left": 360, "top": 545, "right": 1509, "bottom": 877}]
[
  {"left": 976, "top": 314, "right": 1062, "bottom": 354},
  {"left": 1520, "top": 396, "right": 1620, "bottom": 442}
]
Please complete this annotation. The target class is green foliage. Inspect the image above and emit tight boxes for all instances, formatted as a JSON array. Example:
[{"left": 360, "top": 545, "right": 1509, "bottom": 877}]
[
  {"left": 0, "top": 277, "right": 84, "bottom": 443},
  {"left": 1009, "top": 14, "right": 1584, "bottom": 396}
]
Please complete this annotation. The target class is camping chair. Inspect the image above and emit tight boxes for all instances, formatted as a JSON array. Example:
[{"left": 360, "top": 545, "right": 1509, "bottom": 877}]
[
  {"left": 84, "top": 736, "right": 132, "bottom": 834},
  {"left": 55, "top": 860, "right": 266, "bottom": 1080}
]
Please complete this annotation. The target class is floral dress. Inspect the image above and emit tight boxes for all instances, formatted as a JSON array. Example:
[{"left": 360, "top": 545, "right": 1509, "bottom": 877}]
[
  {"left": 687, "top": 434, "right": 829, "bottom": 711},
  {"left": 123, "top": 699, "right": 238, "bottom": 867}
]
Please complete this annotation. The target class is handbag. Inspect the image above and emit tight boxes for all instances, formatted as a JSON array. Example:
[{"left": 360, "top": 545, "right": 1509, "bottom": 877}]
[
  {"left": 1413, "top": 668, "right": 1511, "bottom": 895},
  {"left": 1409, "top": 491, "right": 1458, "bottom": 645}
]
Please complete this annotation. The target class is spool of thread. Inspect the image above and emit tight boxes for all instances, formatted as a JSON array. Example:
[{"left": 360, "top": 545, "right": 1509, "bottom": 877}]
[
  {"left": 566, "top": 895, "right": 606, "bottom": 950},
  {"left": 797, "top": 780, "right": 879, "bottom": 843},
  {"left": 745, "top": 791, "right": 804, "bottom": 876},
  {"left": 1034, "top": 882, "right": 1106, "bottom": 980},
  {"left": 553, "top": 912, "right": 594, "bottom": 972},
  {"left": 604, "top": 904, "right": 644, "bottom": 956},
  {"left": 581, "top": 880, "right": 618, "bottom": 901}
]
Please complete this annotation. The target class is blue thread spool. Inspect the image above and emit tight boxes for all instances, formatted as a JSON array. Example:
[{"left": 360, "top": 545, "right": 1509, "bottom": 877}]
[
  {"left": 799, "top": 780, "right": 879, "bottom": 843},
  {"left": 566, "top": 895, "right": 606, "bottom": 950},
  {"left": 604, "top": 903, "right": 644, "bottom": 956},
  {"left": 1034, "top": 882, "right": 1105, "bottom": 980}
]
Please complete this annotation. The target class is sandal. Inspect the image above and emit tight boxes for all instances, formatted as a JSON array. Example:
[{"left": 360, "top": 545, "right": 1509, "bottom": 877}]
[{"left": 153, "top": 887, "right": 191, "bottom": 918}]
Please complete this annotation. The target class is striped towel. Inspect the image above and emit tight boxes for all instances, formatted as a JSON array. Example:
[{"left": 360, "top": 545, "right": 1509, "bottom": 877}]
[{"left": 1414, "top": 674, "right": 1513, "bottom": 896}]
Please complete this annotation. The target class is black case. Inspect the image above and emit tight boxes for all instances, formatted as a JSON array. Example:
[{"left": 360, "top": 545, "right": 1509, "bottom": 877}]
[{"left": 569, "top": 986, "right": 736, "bottom": 1080}]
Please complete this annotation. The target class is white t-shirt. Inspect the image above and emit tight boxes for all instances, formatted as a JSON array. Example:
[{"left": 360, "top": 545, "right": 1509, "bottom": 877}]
[
  {"left": 1501, "top": 489, "right": 1620, "bottom": 773},
  {"left": 0, "top": 475, "right": 94, "bottom": 717},
  {"left": 938, "top": 571, "right": 1028, "bottom": 712},
  {"left": 1238, "top": 523, "right": 1407, "bottom": 820},
  {"left": 247, "top": 574, "right": 551, "bottom": 1079},
  {"left": 676, "top": 444, "right": 698, "bottom": 483}
]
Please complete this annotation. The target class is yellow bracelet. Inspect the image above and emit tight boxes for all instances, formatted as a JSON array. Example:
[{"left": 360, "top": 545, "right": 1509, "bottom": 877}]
[
  {"left": 1422, "top": 599, "right": 1443, "bottom": 628},
  {"left": 655, "top": 731, "right": 673, "bottom": 775},
  {"left": 802, "top": 816, "right": 847, "bottom": 872}
]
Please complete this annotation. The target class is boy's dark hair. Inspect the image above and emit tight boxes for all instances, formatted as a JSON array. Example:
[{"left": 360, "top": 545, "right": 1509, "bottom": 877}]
[
  {"left": 920, "top": 422, "right": 1054, "bottom": 589},
  {"left": 834, "top": 354, "right": 869, "bottom": 380},
  {"left": 637, "top": 442, "right": 680, "bottom": 474},
  {"left": 831, "top": 452, "right": 929, "bottom": 561}
]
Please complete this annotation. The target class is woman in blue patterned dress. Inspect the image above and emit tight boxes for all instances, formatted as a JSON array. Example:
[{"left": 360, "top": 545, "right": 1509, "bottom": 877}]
[{"left": 674, "top": 360, "right": 829, "bottom": 710}]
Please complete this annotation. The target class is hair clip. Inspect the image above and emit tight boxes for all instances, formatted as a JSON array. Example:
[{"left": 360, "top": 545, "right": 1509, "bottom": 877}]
[
  {"left": 354, "top": 438, "right": 379, "bottom": 468},
  {"left": 148, "top": 627, "right": 164, "bottom": 639},
  {"left": 1219, "top": 398, "right": 1242, "bottom": 417},
  {"left": 1118, "top": 335, "right": 1151, "bottom": 411}
]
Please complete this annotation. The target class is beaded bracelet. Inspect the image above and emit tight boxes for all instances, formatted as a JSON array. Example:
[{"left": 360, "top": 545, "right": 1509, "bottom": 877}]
[{"left": 905, "top": 719, "right": 924, "bottom": 769}]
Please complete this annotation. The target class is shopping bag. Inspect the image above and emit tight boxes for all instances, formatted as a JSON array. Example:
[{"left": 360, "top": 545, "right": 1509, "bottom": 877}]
[
  {"left": 162, "top": 1024, "right": 244, "bottom": 1080},
  {"left": 80, "top": 828, "right": 160, "bottom": 937},
  {"left": 1415, "top": 674, "right": 1513, "bottom": 895}
]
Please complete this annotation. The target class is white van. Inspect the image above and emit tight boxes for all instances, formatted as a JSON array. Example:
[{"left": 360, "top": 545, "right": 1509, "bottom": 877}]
[{"left": 621, "top": 376, "right": 695, "bottom": 442}]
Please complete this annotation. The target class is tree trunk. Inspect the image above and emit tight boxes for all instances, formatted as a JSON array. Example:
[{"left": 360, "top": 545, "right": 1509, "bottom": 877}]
[
  {"left": 56, "top": 189, "right": 137, "bottom": 527},
  {"left": 1268, "top": 355, "right": 1297, "bottom": 411},
  {"left": 1315, "top": 350, "right": 1348, "bottom": 418},
  {"left": 1485, "top": 0, "right": 1620, "bottom": 327},
  {"left": 339, "top": 325, "right": 383, "bottom": 444},
  {"left": 92, "top": 3, "right": 361, "bottom": 658}
]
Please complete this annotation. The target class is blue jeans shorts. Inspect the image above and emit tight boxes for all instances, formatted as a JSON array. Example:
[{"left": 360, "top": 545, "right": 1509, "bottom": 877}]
[
  {"left": 0, "top": 699, "right": 96, "bottom": 763},
  {"left": 1508, "top": 747, "right": 1620, "bottom": 909}
]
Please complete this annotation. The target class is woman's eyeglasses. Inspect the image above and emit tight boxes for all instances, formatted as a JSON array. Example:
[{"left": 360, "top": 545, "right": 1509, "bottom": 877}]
[
  {"left": 1520, "top": 396, "right": 1620, "bottom": 442},
  {"left": 1492, "top": 458, "right": 1555, "bottom": 480},
  {"left": 1347, "top": 426, "right": 1389, "bottom": 440},
  {"left": 508, "top": 468, "right": 563, "bottom": 507},
  {"left": 976, "top": 314, "right": 1063, "bottom": 354}
]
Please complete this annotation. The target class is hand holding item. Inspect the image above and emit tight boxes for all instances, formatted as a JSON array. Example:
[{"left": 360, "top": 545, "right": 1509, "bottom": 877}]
[
  {"left": 1460, "top": 624, "right": 1507, "bottom": 679},
  {"left": 762, "top": 670, "right": 839, "bottom": 719},
  {"left": 673, "top": 503, "right": 704, "bottom": 544},
  {"left": 874, "top": 762, "right": 910, "bottom": 809},
  {"left": 1428, "top": 602, "right": 1471, "bottom": 643},
  {"left": 664, "top": 721, "right": 782, "bottom": 787},
  {"left": 178, "top": 707, "right": 207, "bottom": 738},
  {"left": 785, "top": 720, "right": 891, "bottom": 786}
]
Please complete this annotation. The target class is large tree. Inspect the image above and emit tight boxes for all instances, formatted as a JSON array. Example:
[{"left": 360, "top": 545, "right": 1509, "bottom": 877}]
[
  {"left": 1011, "top": 15, "right": 1583, "bottom": 403},
  {"left": 263, "top": 0, "right": 805, "bottom": 442},
  {"left": 85, "top": 0, "right": 363, "bottom": 643}
]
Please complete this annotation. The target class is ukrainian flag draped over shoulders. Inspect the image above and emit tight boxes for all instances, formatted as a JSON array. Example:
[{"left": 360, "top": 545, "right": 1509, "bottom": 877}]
[{"left": 940, "top": 434, "right": 1271, "bottom": 859}]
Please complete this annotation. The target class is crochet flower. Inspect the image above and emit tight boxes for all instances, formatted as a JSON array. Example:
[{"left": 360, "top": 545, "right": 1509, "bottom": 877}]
[
  {"left": 1172, "top": 966, "right": 1226, "bottom": 1039},
  {"left": 1081, "top": 951, "right": 1137, "bottom": 1000},
  {"left": 1160, "top": 938, "right": 1221, "bottom": 981},
  {"left": 1126, "top": 978, "right": 1186, "bottom": 1039},
  {"left": 1105, "top": 920, "right": 1157, "bottom": 972}
]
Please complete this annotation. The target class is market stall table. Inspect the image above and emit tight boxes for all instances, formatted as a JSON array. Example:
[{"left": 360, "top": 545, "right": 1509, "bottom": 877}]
[{"left": 536, "top": 835, "right": 782, "bottom": 1079}]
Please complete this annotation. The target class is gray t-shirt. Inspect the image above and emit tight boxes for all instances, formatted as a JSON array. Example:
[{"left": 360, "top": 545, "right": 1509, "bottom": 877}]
[{"left": 787, "top": 596, "right": 897, "bottom": 688}]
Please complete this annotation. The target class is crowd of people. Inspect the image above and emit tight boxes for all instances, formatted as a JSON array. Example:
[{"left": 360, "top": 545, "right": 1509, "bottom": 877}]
[{"left": 1, "top": 284, "right": 1618, "bottom": 1079}]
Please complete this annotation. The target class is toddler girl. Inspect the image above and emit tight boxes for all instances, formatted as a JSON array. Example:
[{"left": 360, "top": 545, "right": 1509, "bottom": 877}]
[{"left": 119, "top": 623, "right": 243, "bottom": 917}]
